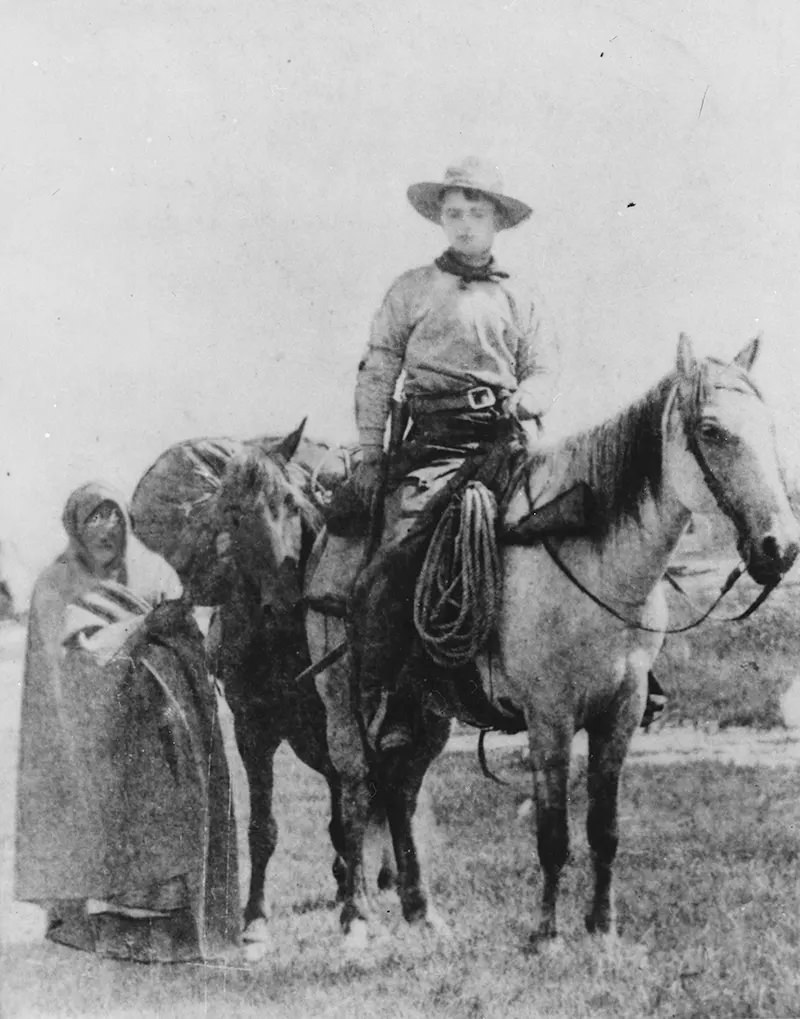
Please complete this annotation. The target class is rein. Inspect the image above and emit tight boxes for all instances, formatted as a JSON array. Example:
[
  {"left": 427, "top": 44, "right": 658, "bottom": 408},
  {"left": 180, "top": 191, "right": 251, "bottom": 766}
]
[{"left": 540, "top": 538, "right": 777, "bottom": 634}]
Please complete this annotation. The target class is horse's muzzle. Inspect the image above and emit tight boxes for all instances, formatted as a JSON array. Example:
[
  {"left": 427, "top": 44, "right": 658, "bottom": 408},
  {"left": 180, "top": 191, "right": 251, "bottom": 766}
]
[
  {"left": 259, "top": 557, "right": 303, "bottom": 612},
  {"left": 743, "top": 529, "right": 800, "bottom": 586}
]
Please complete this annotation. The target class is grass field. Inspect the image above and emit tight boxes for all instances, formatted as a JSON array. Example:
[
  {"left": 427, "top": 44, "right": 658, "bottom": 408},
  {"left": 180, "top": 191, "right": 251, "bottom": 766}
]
[
  {"left": 2, "top": 743, "right": 799, "bottom": 1019},
  {"left": 2, "top": 542, "right": 800, "bottom": 1019},
  {"left": 651, "top": 541, "right": 800, "bottom": 731}
]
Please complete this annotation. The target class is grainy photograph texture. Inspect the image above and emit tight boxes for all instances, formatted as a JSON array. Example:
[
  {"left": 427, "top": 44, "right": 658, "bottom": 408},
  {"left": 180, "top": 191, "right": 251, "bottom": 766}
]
[{"left": 2, "top": 2, "right": 800, "bottom": 1017}]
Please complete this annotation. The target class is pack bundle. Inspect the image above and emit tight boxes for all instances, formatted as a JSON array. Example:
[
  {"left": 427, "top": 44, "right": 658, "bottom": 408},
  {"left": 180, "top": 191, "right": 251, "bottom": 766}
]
[{"left": 131, "top": 433, "right": 353, "bottom": 603}]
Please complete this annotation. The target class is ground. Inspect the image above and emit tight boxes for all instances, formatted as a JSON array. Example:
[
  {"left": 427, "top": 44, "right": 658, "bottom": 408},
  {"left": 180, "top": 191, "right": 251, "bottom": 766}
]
[{"left": 2, "top": 595, "right": 800, "bottom": 1018}]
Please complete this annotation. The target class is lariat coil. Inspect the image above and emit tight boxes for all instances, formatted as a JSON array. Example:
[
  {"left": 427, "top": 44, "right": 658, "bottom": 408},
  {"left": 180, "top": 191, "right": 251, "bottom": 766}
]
[{"left": 413, "top": 481, "right": 501, "bottom": 667}]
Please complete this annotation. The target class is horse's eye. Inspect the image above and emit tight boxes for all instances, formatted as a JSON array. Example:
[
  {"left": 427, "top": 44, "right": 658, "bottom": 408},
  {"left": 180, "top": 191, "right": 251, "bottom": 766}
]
[{"left": 697, "top": 421, "right": 724, "bottom": 444}]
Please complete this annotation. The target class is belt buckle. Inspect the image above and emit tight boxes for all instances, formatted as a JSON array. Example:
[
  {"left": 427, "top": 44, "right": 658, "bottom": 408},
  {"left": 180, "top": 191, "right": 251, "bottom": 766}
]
[{"left": 466, "top": 386, "right": 495, "bottom": 410}]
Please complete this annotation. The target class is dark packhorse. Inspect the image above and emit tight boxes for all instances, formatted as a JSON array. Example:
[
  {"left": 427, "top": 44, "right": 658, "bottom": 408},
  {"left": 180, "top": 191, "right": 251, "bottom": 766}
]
[{"left": 209, "top": 426, "right": 395, "bottom": 943}]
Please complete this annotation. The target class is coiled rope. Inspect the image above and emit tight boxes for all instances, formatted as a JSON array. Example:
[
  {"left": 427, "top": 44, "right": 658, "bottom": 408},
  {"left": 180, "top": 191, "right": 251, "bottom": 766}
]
[{"left": 413, "top": 480, "right": 501, "bottom": 668}]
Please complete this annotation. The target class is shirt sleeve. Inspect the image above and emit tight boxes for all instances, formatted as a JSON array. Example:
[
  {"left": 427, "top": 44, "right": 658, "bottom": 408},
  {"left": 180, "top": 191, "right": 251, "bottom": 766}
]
[
  {"left": 513, "top": 289, "right": 561, "bottom": 420},
  {"left": 354, "top": 278, "right": 413, "bottom": 450}
]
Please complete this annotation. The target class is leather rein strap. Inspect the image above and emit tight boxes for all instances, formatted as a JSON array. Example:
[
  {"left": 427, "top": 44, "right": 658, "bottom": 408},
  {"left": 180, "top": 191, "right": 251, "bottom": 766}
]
[{"left": 540, "top": 541, "right": 775, "bottom": 634}]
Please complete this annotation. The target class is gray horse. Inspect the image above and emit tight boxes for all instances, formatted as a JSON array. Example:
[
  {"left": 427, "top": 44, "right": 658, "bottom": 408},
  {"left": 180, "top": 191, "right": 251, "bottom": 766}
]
[{"left": 307, "top": 335, "right": 799, "bottom": 946}]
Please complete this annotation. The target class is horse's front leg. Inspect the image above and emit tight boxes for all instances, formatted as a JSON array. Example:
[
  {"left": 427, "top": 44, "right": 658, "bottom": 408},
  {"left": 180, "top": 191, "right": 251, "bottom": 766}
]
[
  {"left": 527, "top": 720, "right": 572, "bottom": 943},
  {"left": 231, "top": 706, "right": 281, "bottom": 941},
  {"left": 585, "top": 674, "right": 644, "bottom": 936}
]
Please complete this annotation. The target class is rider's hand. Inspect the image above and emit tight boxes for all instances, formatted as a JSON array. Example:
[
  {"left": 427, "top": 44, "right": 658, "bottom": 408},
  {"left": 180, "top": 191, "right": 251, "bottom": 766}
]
[
  {"left": 506, "top": 390, "right": 544, "bottom": 423},
  {"left": 352, "top": 448, "right": 385, "bottom": 509},
  {"left": 215, "top": 531, "right": 233, "bottom": 558}
]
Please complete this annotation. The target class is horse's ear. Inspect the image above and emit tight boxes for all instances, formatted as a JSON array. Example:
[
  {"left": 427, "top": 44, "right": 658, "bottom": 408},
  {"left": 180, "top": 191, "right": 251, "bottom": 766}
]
[
  {"left": 676, "top": 333, "right": 697, "bottom": 379},
  {"left": 270, "top": 418, "right": 307, "bottom": 464},
  {"left": 733, "top": 335, "right": 760, "bottom": 372}
]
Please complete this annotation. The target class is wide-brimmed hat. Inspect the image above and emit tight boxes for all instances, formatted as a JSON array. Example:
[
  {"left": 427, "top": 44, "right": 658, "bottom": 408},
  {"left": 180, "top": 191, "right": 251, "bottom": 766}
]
[{"left": 407, "top": 156, "right": 532, "bottom": 230}]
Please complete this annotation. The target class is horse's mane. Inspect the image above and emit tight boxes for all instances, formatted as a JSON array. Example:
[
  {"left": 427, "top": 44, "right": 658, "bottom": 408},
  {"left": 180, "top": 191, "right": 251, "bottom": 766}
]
[
  {"left": 529, "top": 356, "right": 761, "bottom": 536},
  {"left": 558, "top": 373, "right": 674, "bottom": 533},
  {"left": 219, "top": 450, "right": 324, "bottom": 537}
]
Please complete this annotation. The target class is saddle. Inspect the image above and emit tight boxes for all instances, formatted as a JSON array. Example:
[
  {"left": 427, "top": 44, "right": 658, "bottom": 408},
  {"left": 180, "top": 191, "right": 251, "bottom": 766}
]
[{"left": 305, "top": 440, "right": 597, "bottom": 632}]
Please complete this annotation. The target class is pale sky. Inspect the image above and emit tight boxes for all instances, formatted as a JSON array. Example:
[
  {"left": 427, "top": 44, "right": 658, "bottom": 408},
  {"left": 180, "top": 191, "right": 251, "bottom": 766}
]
[{"left": 2, "top": 0, "right": 800, "bottom": 597}]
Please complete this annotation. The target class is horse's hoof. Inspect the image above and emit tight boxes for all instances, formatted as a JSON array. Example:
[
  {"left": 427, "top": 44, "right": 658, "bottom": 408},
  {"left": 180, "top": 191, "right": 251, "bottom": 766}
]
[
  {"left": 343, "top": 918, "right": 369, "bottom": 954},
  {"left": 405, "top": 908, "right": 448, "bottom": 937},
  {"left": 416, "top": 907, "right": 451, "bottom": 938},
  {"left": 527, "top": 917, "right": 560, "bottom": 952},
  {"left": 527, "top": 929, "right": 564, "bottom": 956},
  {"left": 242, "top": 917, "right": 270, "bottom": 944},
  {"left": 585, "top": 912, "right": 617, "bottom": 937},
  {"left": 242, "top": 939, "right": 269, "bottom": 963}
]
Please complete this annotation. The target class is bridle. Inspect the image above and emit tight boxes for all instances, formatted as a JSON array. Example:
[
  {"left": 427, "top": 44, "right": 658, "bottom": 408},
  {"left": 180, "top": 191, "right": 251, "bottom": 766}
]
[{"left": 541, "top": 373, "right": 780, "bottom": 634}]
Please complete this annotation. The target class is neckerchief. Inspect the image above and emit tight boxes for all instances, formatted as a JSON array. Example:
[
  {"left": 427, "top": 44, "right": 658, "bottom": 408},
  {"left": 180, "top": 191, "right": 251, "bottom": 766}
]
[{"left": 435, "top": 248, "right": 510, "bottom": 286}]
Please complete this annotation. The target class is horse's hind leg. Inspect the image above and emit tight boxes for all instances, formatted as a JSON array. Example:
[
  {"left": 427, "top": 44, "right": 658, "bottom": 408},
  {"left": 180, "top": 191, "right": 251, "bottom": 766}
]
[
  {"left": 381, "top": 712, "right": 450, "bottom": 929},
  {"left": 377, "top": 843, "right": 396, "bottom": 891},
  {"left": 285, "top": 685, "right": 352, "bottom": 905},
  {"left": 324, "top": 769, "right": 348, "bottom": 901},
  {"left": 310, "top": 638, "right": 374, "bottom": 938},
  {"left": 337, "top": 770, "right": 373, "bottom": 937}
]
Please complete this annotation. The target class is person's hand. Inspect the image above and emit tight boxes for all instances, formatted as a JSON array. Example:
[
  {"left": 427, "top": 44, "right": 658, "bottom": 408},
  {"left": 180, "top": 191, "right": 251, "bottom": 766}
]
[
  {"left": 506, "top": 390, "right": 543, "bottom": 423},
  {"left": 352, "top": 449, "right": 385, "bottom": 509},
  {"left": 215, "top": 531, "right": 233, "bottom": 558}
]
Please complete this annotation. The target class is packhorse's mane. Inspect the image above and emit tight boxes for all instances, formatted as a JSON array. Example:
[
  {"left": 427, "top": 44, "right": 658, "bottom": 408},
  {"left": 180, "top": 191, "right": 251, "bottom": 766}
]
[
  {"left": 220, "top": 450, "right": 323, "bottom": 538},
  {"left": 530, "top": 357, "right": 758, "bottom": 536}
]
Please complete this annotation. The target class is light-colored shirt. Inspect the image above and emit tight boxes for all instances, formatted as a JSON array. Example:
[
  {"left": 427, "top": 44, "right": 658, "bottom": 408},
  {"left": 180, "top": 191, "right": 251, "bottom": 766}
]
[{"left": 355, "top": 262, "right": 560, "bottom": 449}]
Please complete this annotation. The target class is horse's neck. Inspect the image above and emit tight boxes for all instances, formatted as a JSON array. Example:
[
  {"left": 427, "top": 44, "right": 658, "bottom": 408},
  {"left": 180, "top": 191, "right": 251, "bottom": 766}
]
[
  {"left": 221, "top": 574, "right": 261, "bottom": 637},
  {"left": 599, "top": 490, "right": 692, "bottom": 604}
]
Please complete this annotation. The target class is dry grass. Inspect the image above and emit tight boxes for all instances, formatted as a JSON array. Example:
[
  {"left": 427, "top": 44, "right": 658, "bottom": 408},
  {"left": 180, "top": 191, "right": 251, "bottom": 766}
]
[
  {"left": 3, "top": 742, "right": 800, "bottom": 1019},
  {"left": 657, "top": 553, "right": 800, "bottom": 730},
  {"left": 3, "top": 542, "right": 800, "bottom": 1019}
]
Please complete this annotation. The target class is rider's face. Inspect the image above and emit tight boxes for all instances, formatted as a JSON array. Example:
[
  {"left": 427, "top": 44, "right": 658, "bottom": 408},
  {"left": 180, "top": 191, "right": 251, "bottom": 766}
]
[
  {"left": 440, "top": 189, "right": 499, "bottom": 261},
  {"left": 82, "top": 501, "right": 125, "bottom": 570}
]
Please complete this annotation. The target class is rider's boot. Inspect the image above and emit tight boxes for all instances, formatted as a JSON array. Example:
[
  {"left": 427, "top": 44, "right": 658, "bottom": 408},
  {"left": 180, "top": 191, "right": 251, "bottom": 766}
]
[{"left": 350, "top": 556, "right": 416, "bottom": 753}]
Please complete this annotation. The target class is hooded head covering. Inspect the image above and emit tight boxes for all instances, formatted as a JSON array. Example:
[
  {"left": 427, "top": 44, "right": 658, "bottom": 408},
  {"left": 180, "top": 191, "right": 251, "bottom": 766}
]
[{"left": 61, "top": 482, "right": 130, "bottom": 578}]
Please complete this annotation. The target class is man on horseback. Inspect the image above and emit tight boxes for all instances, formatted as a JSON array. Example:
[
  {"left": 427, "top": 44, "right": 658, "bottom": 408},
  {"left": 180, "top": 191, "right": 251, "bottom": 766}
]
[{"left": 348, "top": 156, "right": 559, "bottom": 751}]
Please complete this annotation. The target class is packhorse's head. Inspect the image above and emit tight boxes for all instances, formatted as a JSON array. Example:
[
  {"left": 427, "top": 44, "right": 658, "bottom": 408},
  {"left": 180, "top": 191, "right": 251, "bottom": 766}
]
[
  {"left": 665, "top": 334, "right": 799, "bottom": 586},
  {"left": 217, "top": 419, "right": 321, "bottom": 612}
]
